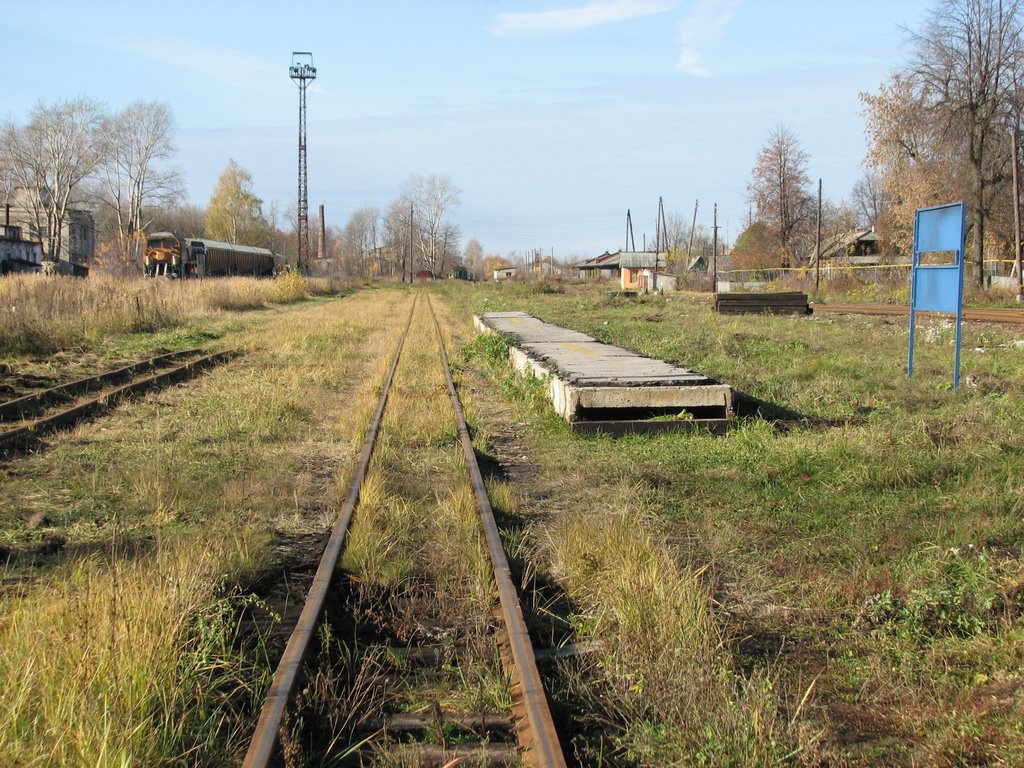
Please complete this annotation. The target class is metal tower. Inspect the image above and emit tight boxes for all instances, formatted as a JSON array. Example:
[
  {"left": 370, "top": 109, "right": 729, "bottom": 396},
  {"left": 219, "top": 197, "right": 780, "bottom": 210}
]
[{"left": 289, "top": 52, "right": 316, "bottom": 271}]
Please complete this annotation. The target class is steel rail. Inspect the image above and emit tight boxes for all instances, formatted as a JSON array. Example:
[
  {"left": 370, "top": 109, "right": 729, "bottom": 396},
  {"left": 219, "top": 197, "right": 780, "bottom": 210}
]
[
  {"left": 813, "top": 302, "right": 1024, "bottom": 324},
  {"left": 0, "top": 351, "right": 231, "bottom": 454},
  {"left": 427, "top": 295, "right": 568, "bottom": 768},
  {"left": 0, "top": 348, "right": 202, "bottom": 423},
  {"left": 242, "top": 295, "right": 418, "bottom": 768}
]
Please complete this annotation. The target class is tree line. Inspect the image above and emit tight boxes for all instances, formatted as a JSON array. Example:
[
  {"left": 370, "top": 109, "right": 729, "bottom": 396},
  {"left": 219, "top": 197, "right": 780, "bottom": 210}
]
[
  {"left": 0, "top": 98, "right": 472, "bottom": 279},
  {"left": 740, "top": 0, "right": 1024, "bottom": 290}
]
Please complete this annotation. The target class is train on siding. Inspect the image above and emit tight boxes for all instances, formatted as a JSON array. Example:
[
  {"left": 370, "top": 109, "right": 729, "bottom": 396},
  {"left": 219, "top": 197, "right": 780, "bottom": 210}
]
[{"left": 144, "top": 232, "right": 285, "bottom": 277}]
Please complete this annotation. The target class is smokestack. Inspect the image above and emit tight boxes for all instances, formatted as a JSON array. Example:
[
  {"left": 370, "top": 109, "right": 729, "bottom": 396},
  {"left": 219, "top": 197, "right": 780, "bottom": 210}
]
[{"left": 317, "top": 204, "right": 326, "bottom": 260}]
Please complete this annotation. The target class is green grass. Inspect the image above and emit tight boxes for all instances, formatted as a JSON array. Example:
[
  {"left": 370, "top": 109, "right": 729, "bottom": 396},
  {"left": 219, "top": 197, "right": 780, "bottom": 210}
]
[{"left": 438, "top": 280, "right": 1024, "bottom": 766}]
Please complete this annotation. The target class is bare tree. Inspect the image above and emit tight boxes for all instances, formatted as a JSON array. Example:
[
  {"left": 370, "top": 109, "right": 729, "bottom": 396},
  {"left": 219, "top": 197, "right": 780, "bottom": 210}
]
[
  {"left": 403, "top": 174, "right": 461, "bottom": 275},
  {"left": 463, "top": 238, "right": 484, "bottom": 279},
  {"left": 341, "top": 207, "right": 380, "bottom": 276},
  {"left": 909, "top": 0, "right": 1024, "bottom": 286},
  {"left": 746, "top": 124, "right": 813, "bottom": 266},
  {"left": 99, "top": 101, "right": 183, "bottom": 259},
  {"left": 1, "top": 97, "right": 107, "bottom": 262},
  {"left": 851, "top": 169, "right": 890, "bottom": 229},
  {"left": 435, "top": 221, "right": 462, "bottom": 277},
  {"left": 383, "top": 197, "right": 415, "bottom": 280},
  {"left": 149, "top": 203, "right": 207, "bottom": 239}
]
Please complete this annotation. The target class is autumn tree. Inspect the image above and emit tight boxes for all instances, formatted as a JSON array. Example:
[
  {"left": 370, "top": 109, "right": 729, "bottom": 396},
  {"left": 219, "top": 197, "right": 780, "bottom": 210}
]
[
  {"left": 746, "top": 124, "right": 814, "bottom": 267},
  {"left": 863, "top": 0, "right": 1024, "bottom": 281},
  {"left": 1, "top": 97, "right": 107, "bottom": 262},
  {"left": 205, "top": 160, "right": 272, "bottom": 247},
  {"left": 862, "top": 74, "right": 966, "bottom": 256},
  {"left": 911, "top": 0, "right": 1024, "bottom": 285},
  {"left": 730, "top": 221, "right": 777, "bottom": 271}
]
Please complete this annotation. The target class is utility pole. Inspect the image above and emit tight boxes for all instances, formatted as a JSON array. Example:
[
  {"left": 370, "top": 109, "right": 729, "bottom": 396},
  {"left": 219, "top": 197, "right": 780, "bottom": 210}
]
[
  {"left": 625, "top": 209, "right": 635, "bottom": 251},
  {"left": 317, "top": 204, "right": 325, "bottom": 261},
  {"left": 654, "top": 197, "right": 662, "bottom": 256},
  {"left": 406, "top": 203, "right": 413, "bottom": 284},
  {"left": 289, "top": 52, "right": 316, "bottom": 273},
  {"left": 815, "top": 178, "right": 822, "bottom": 292},
  {"left": 1013, "top": 116, "right": 1023, "bottom": 302},
  {"left": 712, "top": 203, "right": 719, "bottom": 294},
  {"left": 686, "top": 199, "right": 698, "bottom": 269}
]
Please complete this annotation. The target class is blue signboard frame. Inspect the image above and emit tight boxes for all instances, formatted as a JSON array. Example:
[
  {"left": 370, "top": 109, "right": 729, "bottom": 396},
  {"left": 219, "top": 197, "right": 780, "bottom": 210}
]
[{"left": 908, "top": 202, "right": 966, "bottom": 390}]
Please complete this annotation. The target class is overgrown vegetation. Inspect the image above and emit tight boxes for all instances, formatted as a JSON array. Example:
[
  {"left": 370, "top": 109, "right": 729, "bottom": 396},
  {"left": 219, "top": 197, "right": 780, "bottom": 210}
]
[
  {"left": 443, "top": 281, "right": 1024, "bottom": 766},
  {"left": 0, "top": 273, "right": 346, "bottom": 356},
  {"left": 0, "top": 288, "right": 404, "bottom": 764}
]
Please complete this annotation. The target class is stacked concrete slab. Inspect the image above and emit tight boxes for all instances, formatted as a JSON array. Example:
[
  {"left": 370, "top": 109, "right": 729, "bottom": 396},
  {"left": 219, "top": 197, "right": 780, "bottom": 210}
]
[{"left": 475, "top": 311, "right": 732, "bottom": 424}]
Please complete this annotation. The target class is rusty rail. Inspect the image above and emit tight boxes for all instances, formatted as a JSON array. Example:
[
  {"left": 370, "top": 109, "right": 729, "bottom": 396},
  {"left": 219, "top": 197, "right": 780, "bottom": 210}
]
[
  {"left": 0, "top": 348, "right": 202, "bottom": 423},
  {"left": 0, "top": 350, "right": 231, "bottom": 454},
  {"left": 427, "top": 295, "right": 568, "bottom": 768},
  {"left": 814, "top": 302, "right": 1024, "bottom": 324},
  {"left": 241, "top": 295, "right": 417, "bottom": 768}
]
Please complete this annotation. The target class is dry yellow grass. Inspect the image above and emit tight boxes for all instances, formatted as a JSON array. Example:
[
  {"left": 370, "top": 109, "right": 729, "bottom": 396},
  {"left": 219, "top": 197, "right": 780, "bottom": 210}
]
[
  {"left": 0, "top": 289, "right": 416, "bottom": 764},
  {"left": 0, "top": 273, "right": 345, "bottom": 355},
  {"left": 0, "top": 537, "right": 259, "bottom": 766}
]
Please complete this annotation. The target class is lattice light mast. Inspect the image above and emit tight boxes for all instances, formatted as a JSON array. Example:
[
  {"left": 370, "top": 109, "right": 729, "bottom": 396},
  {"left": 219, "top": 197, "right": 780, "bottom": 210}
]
[{"left": 289, "top": 52, "right": 316, "bottom": 272}]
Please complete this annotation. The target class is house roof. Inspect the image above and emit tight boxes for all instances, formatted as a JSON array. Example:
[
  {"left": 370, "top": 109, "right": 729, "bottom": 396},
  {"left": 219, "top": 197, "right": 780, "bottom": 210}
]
[
  {"left": 819, "top": 228, "right": 879, "bottom": 261},
  {"left": 578, "top": 250, "right": 668, "bottom": 270},
  {"left": 619, "top": 251, "right": 665, "bottom": 269},
  {"left": 577, "top": 250, "right": 623, "bottom": 269}
]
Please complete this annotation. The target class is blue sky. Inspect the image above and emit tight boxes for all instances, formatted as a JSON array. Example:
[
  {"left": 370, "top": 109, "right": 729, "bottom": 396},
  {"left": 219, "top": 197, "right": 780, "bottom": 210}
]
[{"left": 2, "top": 0, "right": 934, "bottom": 259}]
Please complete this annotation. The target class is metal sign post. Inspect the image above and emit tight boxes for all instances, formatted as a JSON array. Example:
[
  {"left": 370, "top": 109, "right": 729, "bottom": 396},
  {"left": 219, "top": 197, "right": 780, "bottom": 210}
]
[{"left": 908, "top": 202, "right": 966, "bottom": 390}]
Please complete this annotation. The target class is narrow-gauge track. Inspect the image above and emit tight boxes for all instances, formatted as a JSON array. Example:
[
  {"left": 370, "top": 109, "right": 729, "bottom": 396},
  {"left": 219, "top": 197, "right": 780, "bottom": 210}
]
[
  {"left": 0, "top": 349, "right": 232, "bottom": 455},
  {"left": 814, "top": 302, "right": 1024, "bottom": 324},
  {"left": 243, "top": 294, "right": 567, "bottom": 768}
]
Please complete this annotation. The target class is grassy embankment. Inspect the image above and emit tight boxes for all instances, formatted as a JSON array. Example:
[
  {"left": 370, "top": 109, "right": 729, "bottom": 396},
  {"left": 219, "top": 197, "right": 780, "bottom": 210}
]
[
  {"left": 438, "top": 280, "right": 1024, "bottom": 766},
  {"left": 0, "top": 279, "right": 416, "bottom": 764}
]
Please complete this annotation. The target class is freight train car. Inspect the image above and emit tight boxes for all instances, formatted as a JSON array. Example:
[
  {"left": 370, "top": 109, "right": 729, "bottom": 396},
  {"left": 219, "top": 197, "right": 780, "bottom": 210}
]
[{"left": 144, "top": 232, "right": 281, "bottom": 277}]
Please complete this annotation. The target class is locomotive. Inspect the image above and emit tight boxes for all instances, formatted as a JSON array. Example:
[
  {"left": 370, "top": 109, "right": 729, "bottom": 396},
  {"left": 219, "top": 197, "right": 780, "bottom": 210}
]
[{"left": 144, "top": 232, "right": 284, "bottom": 277}]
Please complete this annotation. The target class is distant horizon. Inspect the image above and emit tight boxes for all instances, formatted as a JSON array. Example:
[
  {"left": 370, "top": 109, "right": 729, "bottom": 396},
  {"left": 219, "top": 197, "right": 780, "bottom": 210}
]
[{"left": 3, "top": 0, "right": 934, "bottom": 259}]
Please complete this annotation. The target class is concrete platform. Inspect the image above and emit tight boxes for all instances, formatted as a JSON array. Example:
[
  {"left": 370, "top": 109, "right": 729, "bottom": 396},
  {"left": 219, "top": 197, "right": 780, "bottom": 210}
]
[{"left": 474, "top": 312, "right": 733, "bottom": 424}]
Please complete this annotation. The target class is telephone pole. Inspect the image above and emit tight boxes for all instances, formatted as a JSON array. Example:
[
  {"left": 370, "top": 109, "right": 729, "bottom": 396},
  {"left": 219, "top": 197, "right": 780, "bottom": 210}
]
[
  {"left": 686, "top": 199, "right": 699, "bottom": 268},
  {"left": 712, "top": 203, "right": 719, "bottom": 293},
  {"left": 289, "top": 52, "right": 316, "bottom": 272}
]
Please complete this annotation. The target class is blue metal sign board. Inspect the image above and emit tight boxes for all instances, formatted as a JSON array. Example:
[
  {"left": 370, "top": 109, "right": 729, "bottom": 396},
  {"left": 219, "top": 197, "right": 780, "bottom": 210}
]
[{"left": 908, "top": 202, "right": 966, "bottom": 390}]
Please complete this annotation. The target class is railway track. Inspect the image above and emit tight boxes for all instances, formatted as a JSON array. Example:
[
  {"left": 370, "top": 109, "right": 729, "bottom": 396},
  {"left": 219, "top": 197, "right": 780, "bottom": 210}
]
[
  {"left": 0, "top": 348, "right": 232, "bottom": 455},
  {"left": 813, "top": 302, "right": 1024, "bottom": 324},
  {"left": 243, "top": 295, "right": 567, "bottom": 768}
]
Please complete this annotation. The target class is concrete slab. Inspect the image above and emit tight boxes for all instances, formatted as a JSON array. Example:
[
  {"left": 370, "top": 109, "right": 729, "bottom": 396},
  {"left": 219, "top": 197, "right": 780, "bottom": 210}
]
[{"left": 475, "top": 311, "right": 732, "bottom": 423}]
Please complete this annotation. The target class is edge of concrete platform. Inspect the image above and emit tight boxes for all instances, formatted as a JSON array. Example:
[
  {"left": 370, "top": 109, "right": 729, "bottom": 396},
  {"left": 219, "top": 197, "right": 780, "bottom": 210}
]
[{"left": 474, "top": 313, "right": 734, "bottom": 426}]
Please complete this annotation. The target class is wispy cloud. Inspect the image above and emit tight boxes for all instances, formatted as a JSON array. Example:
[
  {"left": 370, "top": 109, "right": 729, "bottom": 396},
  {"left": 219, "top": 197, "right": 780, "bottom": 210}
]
[
  {"left": 676, "top": 0, "right": 740, "bottom": 76},
  {"left": 120, "top": 36, "right": 283, "bottom": 92},
  {"left": 490, "top": 0, "right": 679, "bottom": 38}
]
